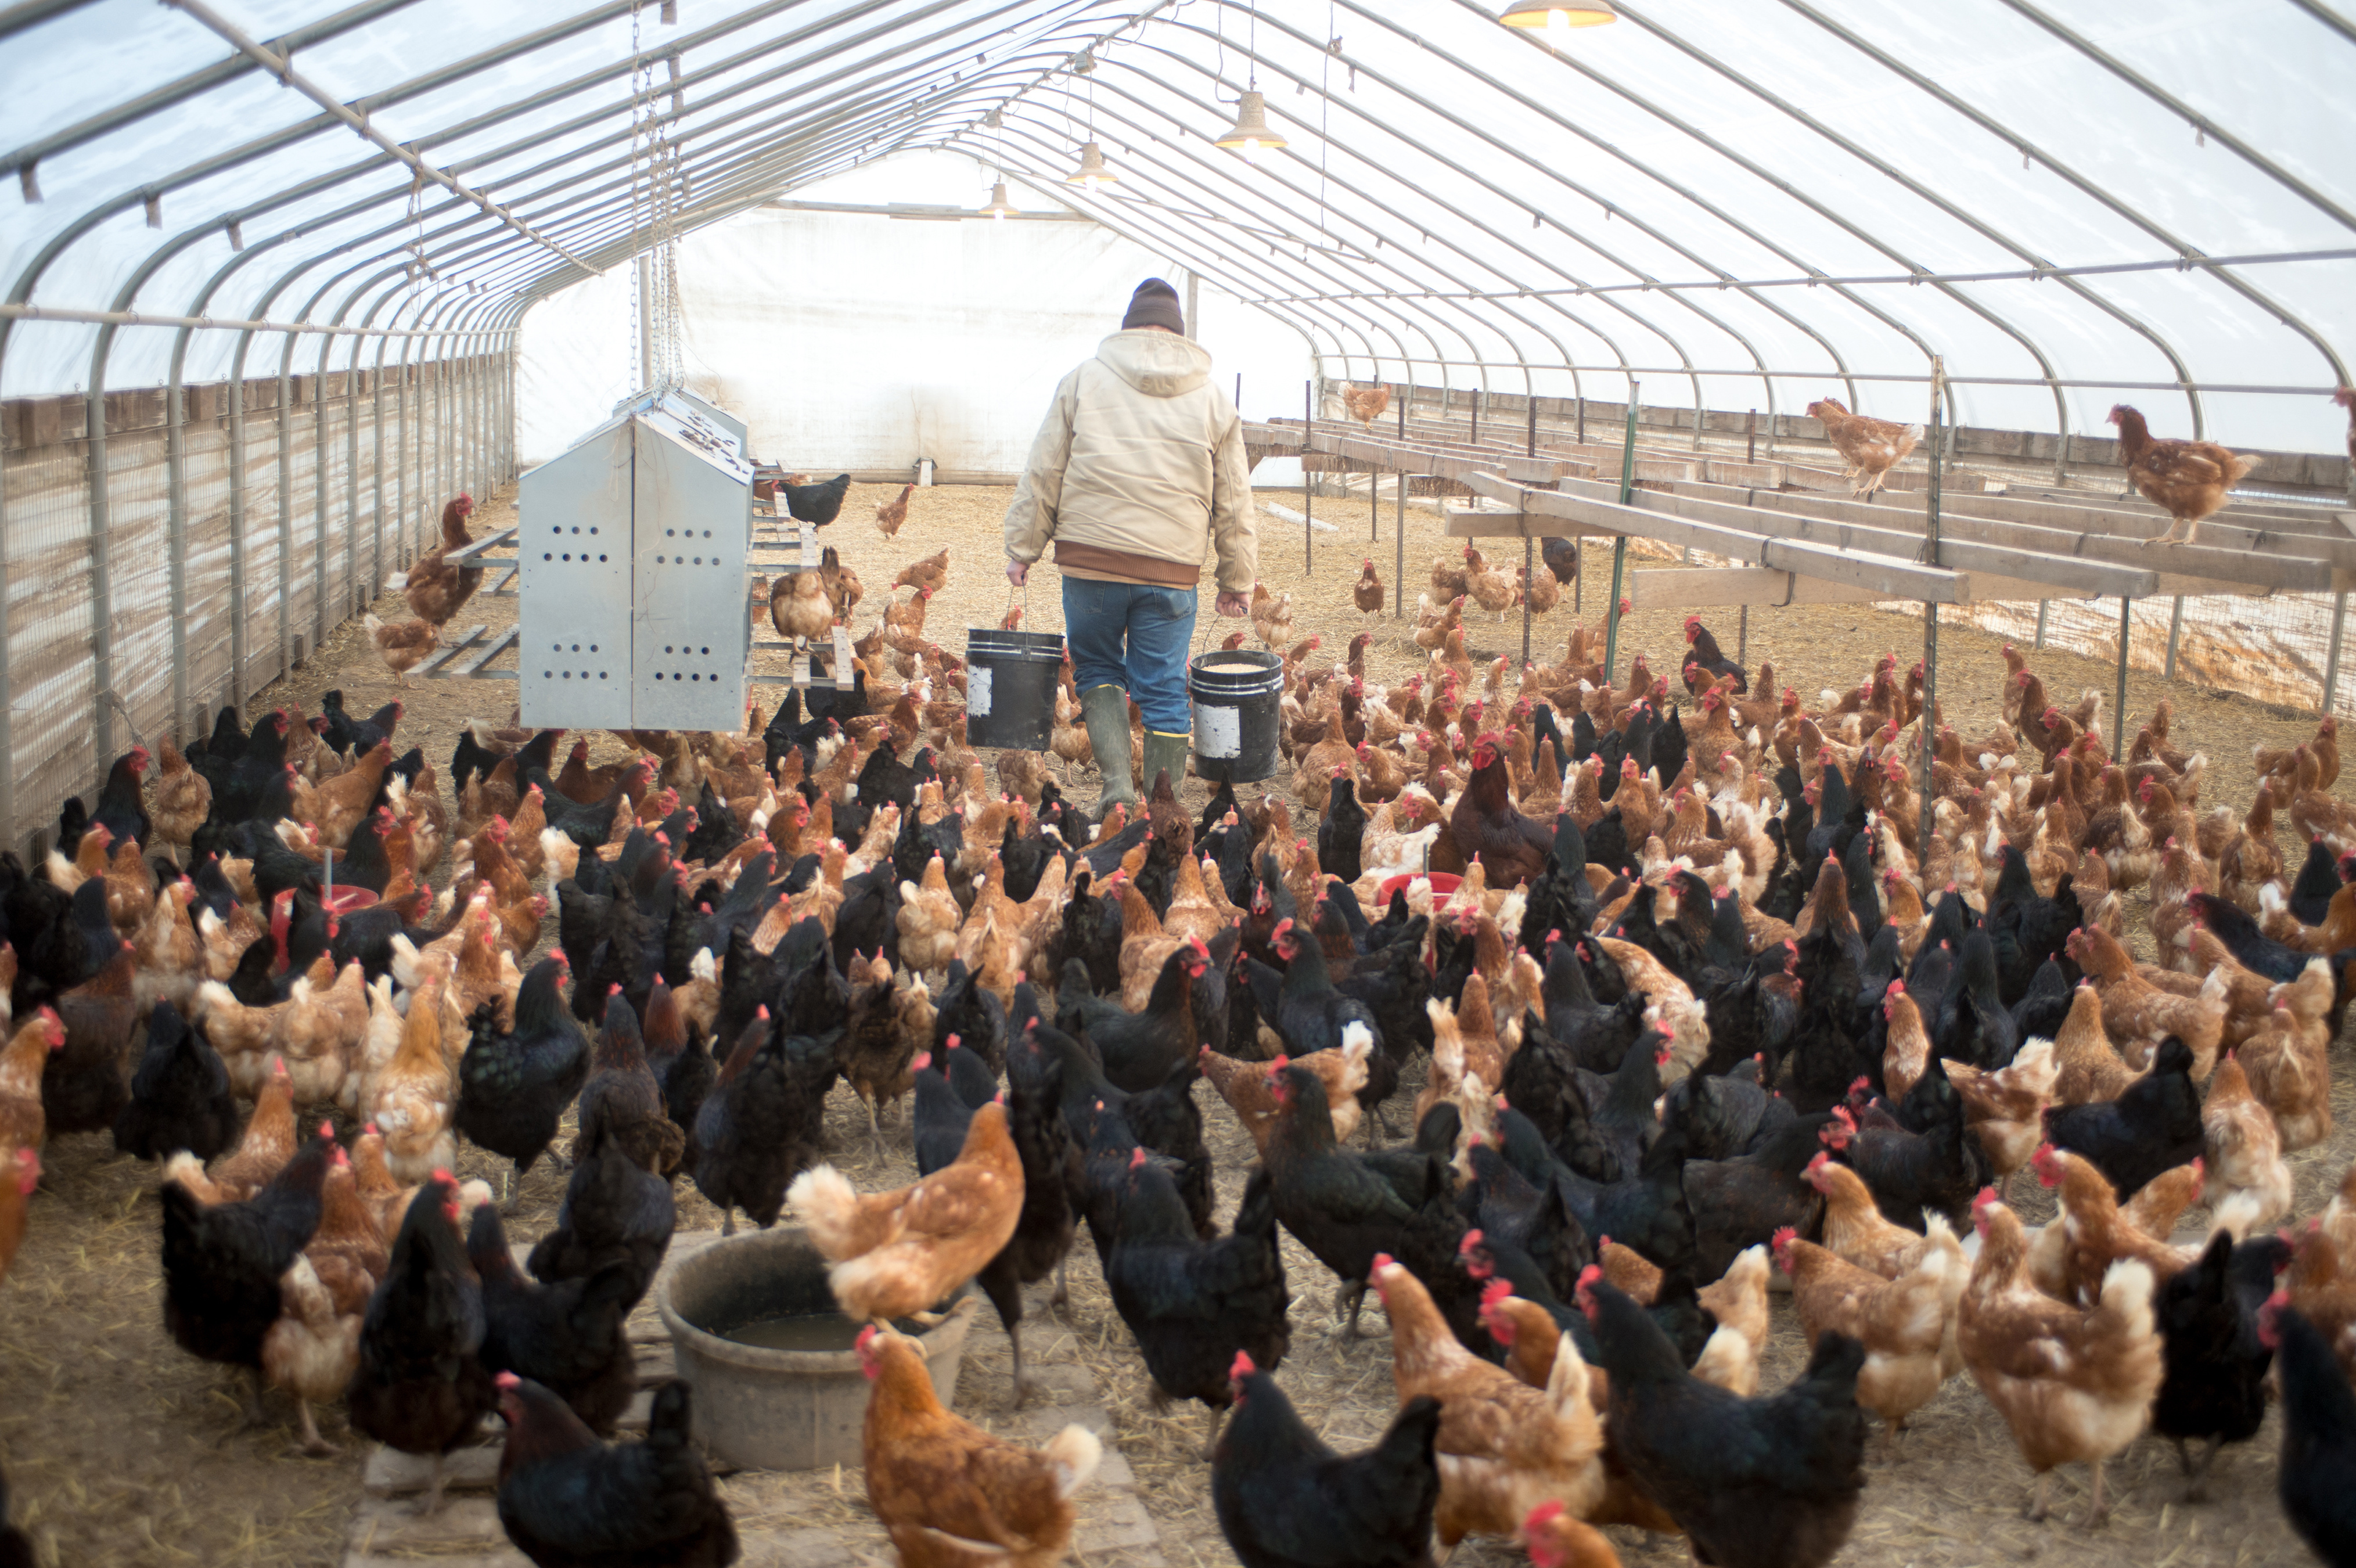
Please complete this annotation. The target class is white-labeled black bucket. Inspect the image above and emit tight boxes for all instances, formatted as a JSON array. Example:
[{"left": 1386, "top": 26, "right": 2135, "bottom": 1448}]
[
  {"left": 964, "top": 628, "right": 1064, "bottom": 750},
  {"left": 1188, "top": 648, "right": 1283, "bottom": 783}
]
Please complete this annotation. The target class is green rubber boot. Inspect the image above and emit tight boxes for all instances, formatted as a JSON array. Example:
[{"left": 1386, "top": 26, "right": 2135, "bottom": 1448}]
[
  {"left": 1141, "top": 731, "right": 1192, "bottom": 800},
  {"left": 1081, "top": 684, "right": 1138, "bottom": 815}
]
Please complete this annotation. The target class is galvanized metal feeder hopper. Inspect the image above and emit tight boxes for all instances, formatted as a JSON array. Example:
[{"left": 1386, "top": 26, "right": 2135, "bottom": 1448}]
[{"left": 514, "top": 390, "right": 754, "bottom": 729}]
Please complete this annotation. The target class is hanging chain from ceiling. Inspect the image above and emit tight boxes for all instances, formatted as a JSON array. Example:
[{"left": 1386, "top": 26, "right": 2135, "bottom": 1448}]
[{"left": 628, "top": 0, "right": 685, "bottom": 393}]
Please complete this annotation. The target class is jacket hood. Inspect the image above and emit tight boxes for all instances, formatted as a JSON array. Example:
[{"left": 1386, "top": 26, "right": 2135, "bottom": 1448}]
[{"left": 1096, "top": 329, "right": 1210, "bottom": 397}]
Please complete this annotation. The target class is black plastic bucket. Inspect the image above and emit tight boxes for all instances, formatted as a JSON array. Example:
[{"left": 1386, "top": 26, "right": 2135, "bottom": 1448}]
[
  {"left": 964, "top": 628, "right": 1065, "bottom": 751},
  {"left": 1188, "top": 648, "right": 1283, "bottom": 783}
]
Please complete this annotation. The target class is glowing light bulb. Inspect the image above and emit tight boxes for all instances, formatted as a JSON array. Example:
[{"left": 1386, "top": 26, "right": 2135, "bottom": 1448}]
[
  {"left": 1241, "top": 137, "right": 1261, "bottom": 164},
  {"left": 1547, "top": 8, "right": 1571, "bottom": 41}
]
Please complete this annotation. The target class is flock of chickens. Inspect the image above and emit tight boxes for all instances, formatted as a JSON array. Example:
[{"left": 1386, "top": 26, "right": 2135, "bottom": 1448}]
[{"left": 4, "top": 461, "right": 2356, "bottom": 1568}]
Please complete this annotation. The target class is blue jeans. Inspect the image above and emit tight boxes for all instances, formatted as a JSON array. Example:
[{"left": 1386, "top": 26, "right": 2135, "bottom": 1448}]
[{"left": 1062, "top": 578, "right": 1197, "bottom": 735}]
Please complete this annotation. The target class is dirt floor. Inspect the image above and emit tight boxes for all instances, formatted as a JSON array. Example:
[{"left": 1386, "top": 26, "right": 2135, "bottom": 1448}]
[{"left": 1, "top": 475, "right": 2348, "bottom": 1567}]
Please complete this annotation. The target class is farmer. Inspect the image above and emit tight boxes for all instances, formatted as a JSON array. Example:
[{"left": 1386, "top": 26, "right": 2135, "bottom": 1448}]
[{"left": 1003, "top": 277, "right": 1256, "bottom": 815}]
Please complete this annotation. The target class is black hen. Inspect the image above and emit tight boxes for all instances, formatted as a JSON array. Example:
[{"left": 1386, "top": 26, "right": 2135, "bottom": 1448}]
[
  {"left": 972, "top": 1024, "right": 1080, "bottom": 1398},
  {"left": 455, "top": 958, "right": 591, "bottom": 1202},
  {"left": 346, "top": 1173, "right": 497, "bottom": 1512},
  {"left": 160, "top": 1133, "right": 332, "bottom": 1410},
  {"left": 2271, "top": 1300, "right": 2356, "bottom": 1568},
  {"left": 2153, "top": 1231, "right": 2290, "bottom": 1492},
  {"left": 1212, "top": 1361, "right": 1440, "bottom": 1568},
  {"left": 1108, "top": 1160, "right": 1294, "bottom": 1452},
  {"left": 114, "top": 998, "right": 241, "bottom": 1162},
  {"left": 494, "top": 1375, "right": 739, "bottom": 1568},
  {"left": 1581, "top": 1273, "right": 1868, "bottom": 1568},
  {"left": 469, "top": 1205, "right": 638, "bottom": 1435},
  {"left": 781, "top": 472, "right": 853, "bottom": 526},
  {"left": 527, "top": 1120, "right": 677, "bottom": 1314},
  {"left": 2042, "top": 1034, "right": 2204, "bottom": 1199}
]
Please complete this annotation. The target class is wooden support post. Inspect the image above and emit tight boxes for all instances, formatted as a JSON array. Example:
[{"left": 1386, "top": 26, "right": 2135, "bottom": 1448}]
[
  {"left": 1604, "top": 385, "right": 1638, "bottom": 682},
  {"left": 2326, "top": 591, "right": 2349, "bottom": 716},
  {"left": 1303, "top": 379, "right": 1313, "bottom": 573},
  {"left": 2114, "top": 596, "right": 2133, "bottom": 747},
  {"left": 2165, "top": 595, "right": 2185, "bottom": 681}
]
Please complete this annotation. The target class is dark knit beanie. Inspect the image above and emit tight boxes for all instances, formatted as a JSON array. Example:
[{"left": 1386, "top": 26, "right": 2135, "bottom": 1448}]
[{"left": 1121, "top": 277, "right": 1185, "bottom": 334}]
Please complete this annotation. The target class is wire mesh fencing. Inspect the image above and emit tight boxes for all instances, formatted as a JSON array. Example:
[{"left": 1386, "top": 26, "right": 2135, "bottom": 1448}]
[{"left": 0, "top": 352, "right": 514, "bottom": 851}]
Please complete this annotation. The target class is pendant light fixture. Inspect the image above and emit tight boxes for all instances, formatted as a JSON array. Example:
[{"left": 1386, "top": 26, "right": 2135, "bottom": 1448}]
[
  {"left": 976, "top": 109, "right": 1017, "bottom": 217},
  {"left": 1495, "top": 1, "right": 1618, "bottom": 45},
  {"left": 1215, "top": 90, "right": 1286, "bottom": 164},
  {"left": 1066, "top": 141, "right": 1118, "bottom": 190},
  {"left": 1065, "top": 51, "right": 1117, "bottom": 190}
]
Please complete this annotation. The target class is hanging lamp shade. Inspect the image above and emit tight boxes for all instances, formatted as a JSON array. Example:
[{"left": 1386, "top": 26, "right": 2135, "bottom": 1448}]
[
  {"left": 1213, "top": 90, "right": 1286, "bottom": 164},
  {"left": 1495, "top": 1, "right": 1618, "bottom": 37},
  {"left": 1066, "top": 141, "right": 1118, "bottom": 190},
  {"left": 978, "top": 181, "right": 1017, "bottom": 218}
]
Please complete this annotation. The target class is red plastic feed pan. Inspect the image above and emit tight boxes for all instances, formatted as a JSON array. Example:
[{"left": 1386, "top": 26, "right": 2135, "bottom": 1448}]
[{"left": 1377, "top": 871, "right": 1459, "bottom": 904}]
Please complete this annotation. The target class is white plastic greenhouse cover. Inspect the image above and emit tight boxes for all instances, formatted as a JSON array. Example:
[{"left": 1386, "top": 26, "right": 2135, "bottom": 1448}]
[{"left": 2, "top": 0, "right": 2351, "bottom": 451}]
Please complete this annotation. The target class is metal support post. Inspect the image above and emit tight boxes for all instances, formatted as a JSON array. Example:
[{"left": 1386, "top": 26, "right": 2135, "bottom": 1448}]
[
  {"left": 1523, "top": 530, "right": 1534, "bottom": 666},
  {"left": 1396, "top": 386, "right": 1405, "bottom": 441},
  {"left": 1603, "top": 384, "right": 1638, "bottom": 685},
  {"left": 2035, "top": 600, "right": 2049, "bottom": 650},
  {"left": 1394, "top": 469, "right": 1406, "bottom": 620},
  {"left": 1738, "top": 602, "right": 1748, "bottom": 670},
  {"left": 1747, "top": 408, "right": 1757, "bottom": 463},
  {"left": 226, "top": 352, "right": 249, "bottom": 708},
  {"left": 1919, "top": 357, "right": 1945, "bottom": 864},
  {"left": 1303, "top": 379, "right": 1313, "bottom": 573},
  {"left": 314, "top": 350, "right": 331, "bottom": 649},
  {"left": 166, "top": 355, "right": 189, "bottom": 739},
  {"left": 2114, "top": 596, "right": 2133, "bottom": 751},
  {"left": 2325, "top": 592, "right": 2348, "bottom": 717},
  {"left": 371, "top": 350, "right": 386, "bottom": 600},
  {"left": 1576, "top": 395, "right": 1586, "bottom": 445},
  {"left": 2164, "top": 595, "right": 2185, "bottom": 681},
  {"left": 83, "top": 377, "right": 117, "bottom": 767},
  {"left": 1371, "top": 468, "right": 1378, "bottom": 542},
  {"left": 276, "top": 356, "right": 292, "bottom": 678},
  {"left": 344, "top": 354, "right": 360, "bottom": 620},
  {"left": 1470, "top": 391, "right": 1480, "bottom": 447},
  {"left": 1527, "top": 398, "right": 1537, "bottom": 458}
]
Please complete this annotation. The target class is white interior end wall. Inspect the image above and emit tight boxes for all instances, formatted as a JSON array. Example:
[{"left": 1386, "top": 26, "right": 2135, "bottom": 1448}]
[{"left": 517, "top": 153, "right": 1314, "bottom": 476}]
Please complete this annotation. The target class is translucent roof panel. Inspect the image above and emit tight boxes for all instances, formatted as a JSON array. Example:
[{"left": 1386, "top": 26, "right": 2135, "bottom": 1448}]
[{"left": 1, "top": 0, "right": 2346, "bottom": 452}]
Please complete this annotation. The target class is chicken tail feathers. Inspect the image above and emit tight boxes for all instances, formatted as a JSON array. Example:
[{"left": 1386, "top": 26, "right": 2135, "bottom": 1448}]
[
  {"left": 1044, "top": 1423, "right": 1103, "bottom": 1499},
  {"left": 785, "top": 1163, "right": 862, "bottom": 1257}
]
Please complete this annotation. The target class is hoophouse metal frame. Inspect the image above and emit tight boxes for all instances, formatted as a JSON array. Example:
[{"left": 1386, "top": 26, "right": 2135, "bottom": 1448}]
[{"left": 0, "top": 0, "right": 2351, "bottom": 848}]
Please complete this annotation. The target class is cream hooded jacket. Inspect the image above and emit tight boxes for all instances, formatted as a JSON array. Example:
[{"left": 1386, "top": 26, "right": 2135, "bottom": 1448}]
[{"left": 1001, "top": 329, "right": 1256, "bottom": 594}]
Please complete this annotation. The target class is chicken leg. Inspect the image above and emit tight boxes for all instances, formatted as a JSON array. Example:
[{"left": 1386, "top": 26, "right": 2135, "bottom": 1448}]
[
  {"left": 2178, "top": 1434, "right": 2226, "bottom": 1501},
  {"left": 294, "top": 1398, "right": 342, "bottom": 1458},
  {"left": 1199, "top": 1402, "right": 1226, "bottom": 1462}
]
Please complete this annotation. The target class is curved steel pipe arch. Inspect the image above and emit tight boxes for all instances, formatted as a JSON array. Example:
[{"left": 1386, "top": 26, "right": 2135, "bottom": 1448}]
[
  {"left": 1779, "top": 0, "right": 2351, "bottom": 416},
  {"left": 1073, "top": 38, "right": 1619, "bottom": 401},
  {"left": 997, "top": 62, "right": 1631, "bottom": 403},
  {"left": 988, "top": 107, "right": 1508, "bottom": 403},
  {"left": 1149, "top": 12, "right": 1778, "bottom": 425}
]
